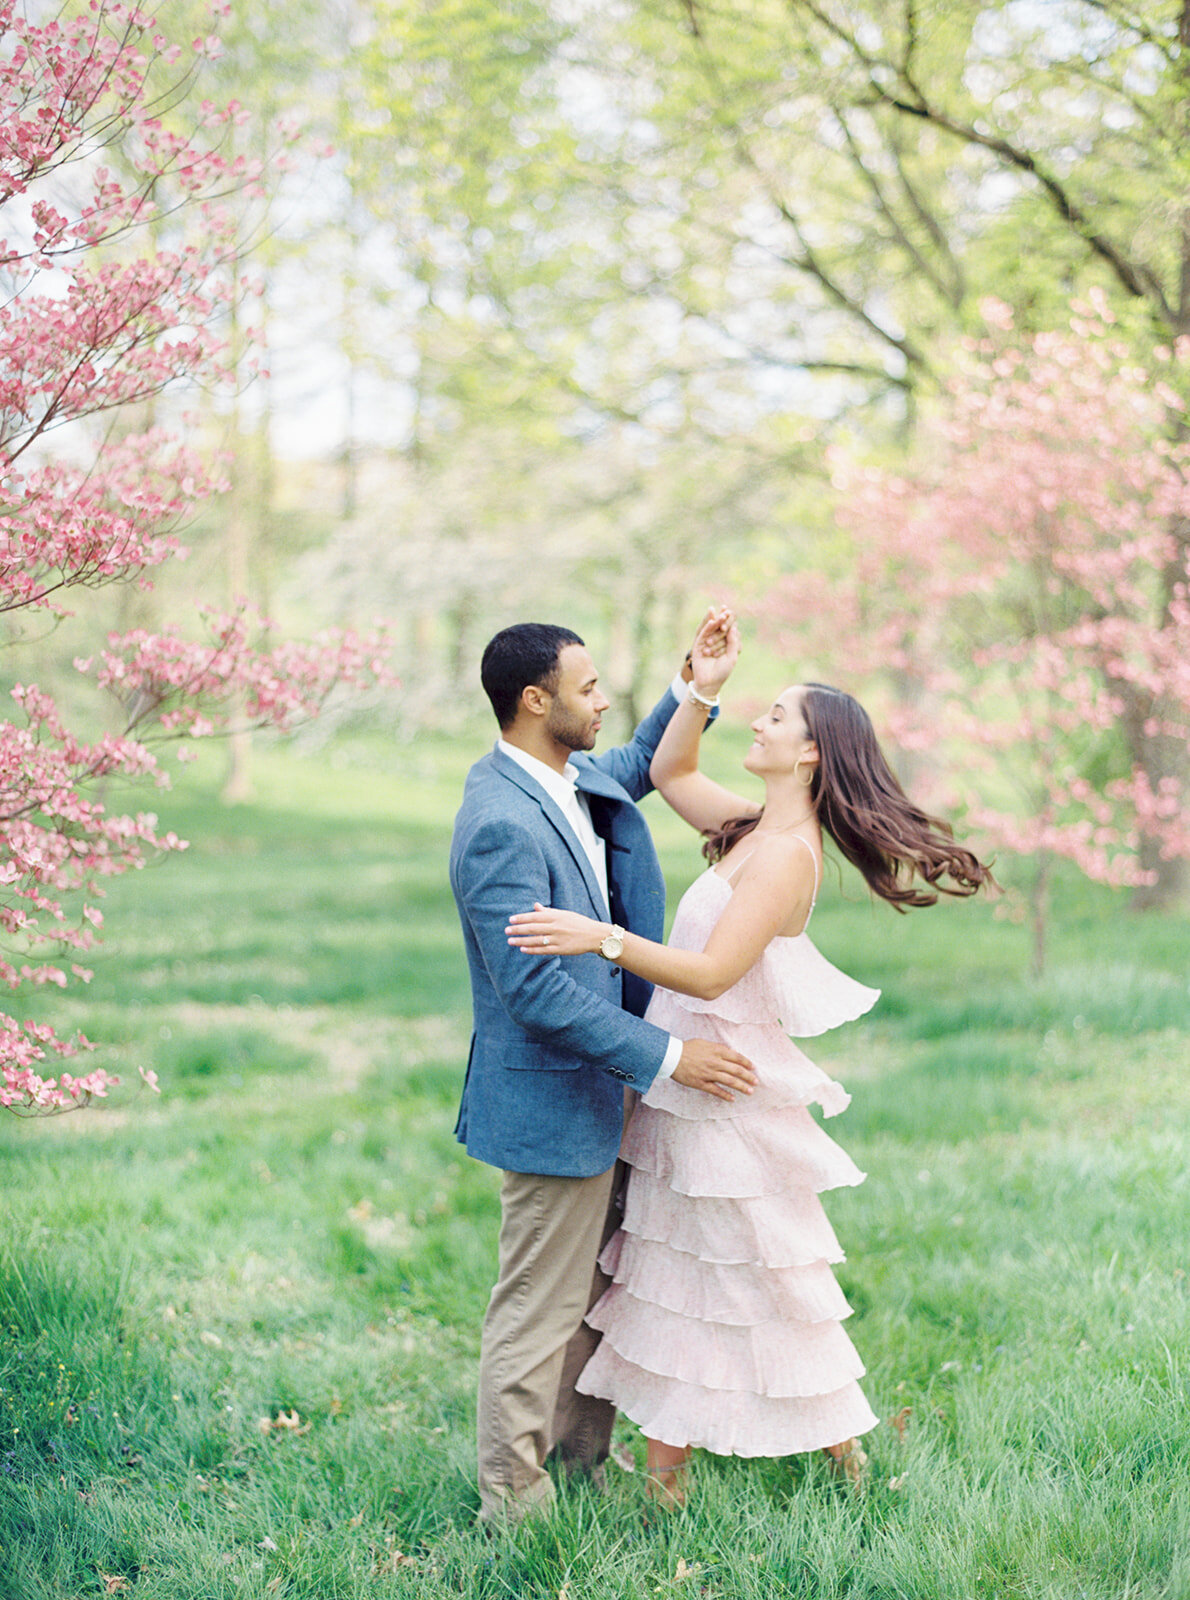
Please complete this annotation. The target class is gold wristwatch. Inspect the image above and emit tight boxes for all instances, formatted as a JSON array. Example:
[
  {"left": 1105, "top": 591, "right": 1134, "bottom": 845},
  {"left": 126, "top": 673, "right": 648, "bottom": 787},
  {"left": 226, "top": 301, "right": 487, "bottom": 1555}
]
[{"left": 598, "top": 925, "right": 625, "bottom": 961}]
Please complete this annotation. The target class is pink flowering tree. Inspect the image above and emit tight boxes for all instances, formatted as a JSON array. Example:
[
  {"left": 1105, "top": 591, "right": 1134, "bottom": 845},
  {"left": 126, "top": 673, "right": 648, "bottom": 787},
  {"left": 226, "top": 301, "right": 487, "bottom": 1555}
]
[
  {"left": 766, "top": 296, "right": 1190, "bottom": 972},
  {"left": 0, "top": 2, "right": 388, "bottom": 1112}
]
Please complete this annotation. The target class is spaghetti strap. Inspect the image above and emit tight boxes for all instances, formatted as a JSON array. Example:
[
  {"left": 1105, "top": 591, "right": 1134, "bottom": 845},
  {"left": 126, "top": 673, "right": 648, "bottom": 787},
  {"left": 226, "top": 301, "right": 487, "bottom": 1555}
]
[
  {"left": 787, "top": 833, "right": 820, "bottom": 912},
  {"left": 720, "top": 852, "right": 749, "bottom": 884},
  {"left": 718, "top": 832, "right": 820, "bottom": 917}
]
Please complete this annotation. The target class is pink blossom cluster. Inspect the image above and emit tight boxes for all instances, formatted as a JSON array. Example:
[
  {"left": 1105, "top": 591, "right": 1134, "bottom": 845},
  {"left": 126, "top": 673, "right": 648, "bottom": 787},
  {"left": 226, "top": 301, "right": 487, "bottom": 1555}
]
[
  {"left": 1, "top": 608, "right": 390, "bottom": 1113},
  {"left": 90, "top": 609, "right": 393, "bottom": 735},
  {"left": 766, "top": 294, "right": 1190, "bottom": 891},
  {"left": 0, "top": 3, "right": 254, "bottom": 627},
  {"left": 0, "top": 685, "right": 178, "bottom": 1110},
  {"left": 0, "top": 4, "right": 390, "bottom": 1112}
]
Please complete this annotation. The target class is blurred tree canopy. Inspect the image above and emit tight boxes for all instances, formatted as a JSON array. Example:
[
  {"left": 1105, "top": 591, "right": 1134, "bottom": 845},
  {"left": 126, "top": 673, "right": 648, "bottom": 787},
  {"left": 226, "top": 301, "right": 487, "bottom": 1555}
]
[{"left": 18, "top": 0, "right": 1187, "bottom": 894}]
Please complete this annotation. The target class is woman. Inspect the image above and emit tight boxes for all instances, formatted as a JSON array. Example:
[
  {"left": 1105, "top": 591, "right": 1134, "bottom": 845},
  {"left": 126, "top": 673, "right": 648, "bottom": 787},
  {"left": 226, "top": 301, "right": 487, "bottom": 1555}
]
[{"left": 506, "top": 658, "right": 995, "bottom": 1501}]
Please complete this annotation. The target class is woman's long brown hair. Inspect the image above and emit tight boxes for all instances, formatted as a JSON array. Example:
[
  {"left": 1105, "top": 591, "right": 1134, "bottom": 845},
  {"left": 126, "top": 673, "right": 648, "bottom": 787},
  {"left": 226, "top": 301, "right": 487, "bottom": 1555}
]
[{"left": 703, "top": 683, "right": 996, "bottom": 910}]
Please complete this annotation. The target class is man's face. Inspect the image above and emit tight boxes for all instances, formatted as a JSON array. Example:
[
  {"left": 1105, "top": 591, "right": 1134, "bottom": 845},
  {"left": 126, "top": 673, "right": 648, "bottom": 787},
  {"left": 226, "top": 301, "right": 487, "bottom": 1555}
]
[{"left": 543, "top": 644, "right": 610, "bottom": 753}]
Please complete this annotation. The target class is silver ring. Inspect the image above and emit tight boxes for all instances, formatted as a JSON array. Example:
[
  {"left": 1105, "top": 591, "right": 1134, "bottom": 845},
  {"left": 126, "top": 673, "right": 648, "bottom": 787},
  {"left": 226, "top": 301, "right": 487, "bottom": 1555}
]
[{"left": 541, "top": 935, "right": 550, "bottom": 947}]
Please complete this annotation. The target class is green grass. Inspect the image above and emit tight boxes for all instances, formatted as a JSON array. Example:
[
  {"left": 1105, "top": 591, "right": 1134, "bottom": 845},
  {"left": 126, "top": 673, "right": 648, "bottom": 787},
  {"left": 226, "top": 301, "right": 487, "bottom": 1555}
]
[{"left": 1, "top": 735, "right": 1188, "bottom": 1598}]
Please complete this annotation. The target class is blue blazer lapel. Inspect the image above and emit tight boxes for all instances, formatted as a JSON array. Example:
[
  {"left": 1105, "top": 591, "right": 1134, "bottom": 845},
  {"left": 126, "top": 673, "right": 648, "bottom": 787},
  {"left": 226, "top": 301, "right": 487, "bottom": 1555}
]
[
  {"left": 571, "top": 758, "right": 622, "bottom": 801},
  {"left": 573, "top": 753, "right": 667, "bottom": 943},
  {"left": 573, "top": 766, "right": 624, "bottom": 852},
  {"left": 491, "top": 748, "right": 608, "bottom": 916}
]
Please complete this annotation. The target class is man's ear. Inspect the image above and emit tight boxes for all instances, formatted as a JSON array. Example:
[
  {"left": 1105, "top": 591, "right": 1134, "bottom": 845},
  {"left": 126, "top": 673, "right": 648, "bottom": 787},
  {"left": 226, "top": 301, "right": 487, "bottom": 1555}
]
[{"left": 521, "top": 683, "right": 550, "bottom": 718}]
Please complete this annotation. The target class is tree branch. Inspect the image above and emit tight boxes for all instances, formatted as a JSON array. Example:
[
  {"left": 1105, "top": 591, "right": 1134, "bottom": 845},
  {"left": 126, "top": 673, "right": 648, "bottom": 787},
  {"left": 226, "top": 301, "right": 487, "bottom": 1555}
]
[
  {"left": 835, "top": 107, "right": 962, "bottom": 307},
  {"left": 785, "top": 0, "right": 1175, "bottom": 323},
  {"left": 892, "top": 88, "right": 1172, "bottom": 319},
  {"left": 679, "top": 10, "right": 930, "bottom": 374}
]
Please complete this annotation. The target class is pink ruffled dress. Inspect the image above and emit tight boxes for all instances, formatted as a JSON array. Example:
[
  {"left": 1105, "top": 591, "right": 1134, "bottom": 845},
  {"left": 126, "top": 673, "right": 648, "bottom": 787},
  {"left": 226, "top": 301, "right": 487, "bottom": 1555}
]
[{"left": 576, "top": 854, "right": 881, "bottom": 1456}]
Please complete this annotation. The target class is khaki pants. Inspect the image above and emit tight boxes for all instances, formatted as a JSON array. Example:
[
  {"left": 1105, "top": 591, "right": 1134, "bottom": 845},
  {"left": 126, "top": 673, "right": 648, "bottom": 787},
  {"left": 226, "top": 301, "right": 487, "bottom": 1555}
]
[{"left": 476, "top": 1161, "right": 623, "bottom": 1522}]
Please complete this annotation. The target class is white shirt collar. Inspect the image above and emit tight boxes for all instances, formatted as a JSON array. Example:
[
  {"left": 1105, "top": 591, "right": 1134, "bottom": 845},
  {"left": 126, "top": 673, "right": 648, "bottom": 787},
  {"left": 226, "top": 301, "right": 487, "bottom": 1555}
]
[{"left": 497, "top": 740, "right": 581, "bottom": 811}]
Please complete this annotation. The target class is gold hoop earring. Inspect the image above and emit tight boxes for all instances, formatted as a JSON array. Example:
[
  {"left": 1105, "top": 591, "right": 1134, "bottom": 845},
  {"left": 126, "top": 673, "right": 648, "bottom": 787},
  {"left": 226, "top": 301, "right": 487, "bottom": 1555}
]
[{"left": 794, "top": 758, "right": 814, "bottom": 789}]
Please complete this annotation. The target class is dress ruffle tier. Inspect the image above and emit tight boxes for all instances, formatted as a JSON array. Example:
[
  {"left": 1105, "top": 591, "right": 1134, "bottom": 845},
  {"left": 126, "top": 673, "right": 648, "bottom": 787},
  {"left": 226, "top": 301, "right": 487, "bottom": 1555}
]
[{"left": 576, "top": 868, "right": 881, "bottom": 1458}]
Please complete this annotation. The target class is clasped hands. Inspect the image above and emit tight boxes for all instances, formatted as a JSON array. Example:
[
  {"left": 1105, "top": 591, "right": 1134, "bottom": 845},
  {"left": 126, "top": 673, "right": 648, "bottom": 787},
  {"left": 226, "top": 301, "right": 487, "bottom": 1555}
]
[{"left": 686, "top": 605, "right": 739, "bottom": 698}]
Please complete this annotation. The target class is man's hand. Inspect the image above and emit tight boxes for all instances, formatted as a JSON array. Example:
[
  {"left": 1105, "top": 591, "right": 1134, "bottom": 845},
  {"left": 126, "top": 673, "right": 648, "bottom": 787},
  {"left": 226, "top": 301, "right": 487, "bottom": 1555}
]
[{"left": 672, "top": 1038, "right": 757, "bottom": 1102}]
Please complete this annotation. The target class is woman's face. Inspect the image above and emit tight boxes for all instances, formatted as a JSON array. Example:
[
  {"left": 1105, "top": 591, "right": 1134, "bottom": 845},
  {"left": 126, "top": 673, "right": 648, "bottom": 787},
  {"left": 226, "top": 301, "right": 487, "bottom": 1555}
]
[{"left": 743, "top": 685, "right": 817, "bottom": 777}]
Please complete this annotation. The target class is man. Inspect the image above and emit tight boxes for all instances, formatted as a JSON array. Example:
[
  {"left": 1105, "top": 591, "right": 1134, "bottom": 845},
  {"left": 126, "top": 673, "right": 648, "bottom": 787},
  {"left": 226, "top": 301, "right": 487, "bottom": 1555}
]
[{"left": 450, "top": 618, "right": 756, "bottom": 1522}]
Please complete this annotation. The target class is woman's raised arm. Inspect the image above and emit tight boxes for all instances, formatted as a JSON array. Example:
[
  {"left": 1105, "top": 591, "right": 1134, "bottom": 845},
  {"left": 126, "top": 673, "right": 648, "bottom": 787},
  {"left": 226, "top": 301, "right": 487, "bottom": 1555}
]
[{"left": 650, "top": 609, "right": 758, "bottom": 836}]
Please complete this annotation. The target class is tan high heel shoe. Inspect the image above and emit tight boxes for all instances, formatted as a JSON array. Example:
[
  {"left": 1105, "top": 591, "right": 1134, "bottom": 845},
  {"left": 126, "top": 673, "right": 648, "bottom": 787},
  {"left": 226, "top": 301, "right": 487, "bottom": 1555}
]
[
  {"left": 644, "top": 1438, "right": 690, "bottom": 1511},
  {"left": 823, "top": 1438, "right": 868, "bottom": 1487},
  {"left": 644, "top": 1466, "right": 688, "bottom": 1509}
]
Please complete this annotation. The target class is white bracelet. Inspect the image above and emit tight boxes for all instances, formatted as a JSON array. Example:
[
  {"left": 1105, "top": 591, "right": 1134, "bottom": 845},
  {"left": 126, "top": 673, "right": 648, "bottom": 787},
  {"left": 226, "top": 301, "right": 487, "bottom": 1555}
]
[{"left": 687, "top": 684, "right": 719, "bottom": 711}]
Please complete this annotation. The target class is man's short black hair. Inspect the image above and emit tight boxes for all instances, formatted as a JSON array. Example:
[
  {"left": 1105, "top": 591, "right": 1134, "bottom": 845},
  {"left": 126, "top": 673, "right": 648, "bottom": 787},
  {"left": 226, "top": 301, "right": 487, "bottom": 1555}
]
[{"left": 480, "top": 623, "right": 584, "bottom": 729}]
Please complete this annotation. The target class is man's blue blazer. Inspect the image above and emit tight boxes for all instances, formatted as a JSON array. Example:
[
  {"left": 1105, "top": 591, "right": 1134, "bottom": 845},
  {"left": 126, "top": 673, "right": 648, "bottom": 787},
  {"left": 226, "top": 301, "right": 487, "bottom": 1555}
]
[{"left": 450, "top": 690, "right": 680, "bottom": 1178}]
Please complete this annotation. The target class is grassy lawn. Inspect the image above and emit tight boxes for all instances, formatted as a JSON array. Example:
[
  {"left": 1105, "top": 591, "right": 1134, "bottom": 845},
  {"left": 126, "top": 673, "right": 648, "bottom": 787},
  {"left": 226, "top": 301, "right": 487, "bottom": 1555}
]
[{"left": 1, "top": 734, "right": 1188, "bottom": 1599}]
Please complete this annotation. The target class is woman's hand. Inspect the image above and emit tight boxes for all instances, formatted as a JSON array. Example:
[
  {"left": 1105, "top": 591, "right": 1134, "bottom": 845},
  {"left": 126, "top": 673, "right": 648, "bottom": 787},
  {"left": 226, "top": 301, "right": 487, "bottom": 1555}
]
[{"left": 506, "top": 904, "right": 607, "bottom": 956}]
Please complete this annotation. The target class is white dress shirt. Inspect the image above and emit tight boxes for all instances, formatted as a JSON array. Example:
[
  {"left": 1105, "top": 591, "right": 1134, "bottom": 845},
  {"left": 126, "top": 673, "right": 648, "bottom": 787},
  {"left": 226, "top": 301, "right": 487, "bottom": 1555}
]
[{"left": 498, "top": 738, "right": 680, "bottom": 1080}]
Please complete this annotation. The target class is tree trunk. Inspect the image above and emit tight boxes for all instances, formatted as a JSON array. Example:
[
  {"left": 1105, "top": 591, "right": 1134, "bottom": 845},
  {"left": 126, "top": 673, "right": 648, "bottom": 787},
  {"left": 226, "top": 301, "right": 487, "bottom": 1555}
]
[
  {"left": 222, "top": 270, "right": 255, "bottom": 806},
  {"left": 1119, "top": 656, "right": 1189, "bottom": 910},
  {"left": 1029, "top": 850, "right": 1050, "bottom": 979},
  {"left": 1129, "top": 720, "right": 1188, "bottom": 909},
  {"left": 606, "top": 602, "right": 639, "bottom": 738},
  {"left": 449, "top": 590, "right": 478, "bottom": 693},
  {"left": 607, "top": 553, "right": 657, "bottom": 739},
  {"left": 221, "top": 464, "right": 255, "bottom": 805},
  {"left": 630, "top": 570, "right": 658, "bottom": 734},
  {"left": 1135, "top": 0, "right": 1190, "bottom": 904}
]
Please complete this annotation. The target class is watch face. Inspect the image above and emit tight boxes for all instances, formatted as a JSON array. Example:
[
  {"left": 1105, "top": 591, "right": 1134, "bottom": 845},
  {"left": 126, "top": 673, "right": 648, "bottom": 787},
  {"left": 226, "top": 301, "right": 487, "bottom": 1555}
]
[{"left": 602, "top": 932, "right": 624, "bottom": 960}]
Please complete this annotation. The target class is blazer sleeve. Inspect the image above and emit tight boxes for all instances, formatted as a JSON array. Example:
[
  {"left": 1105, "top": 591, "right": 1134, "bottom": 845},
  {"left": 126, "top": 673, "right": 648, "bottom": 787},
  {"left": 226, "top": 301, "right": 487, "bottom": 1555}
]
[
  {"left": 457, "top": 815, "right": 669, "bottom": 1090},
  {"left": 590, "top": 685, "right": 679, "bottom": 801}
]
